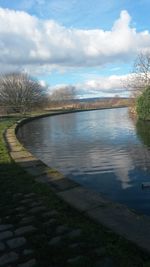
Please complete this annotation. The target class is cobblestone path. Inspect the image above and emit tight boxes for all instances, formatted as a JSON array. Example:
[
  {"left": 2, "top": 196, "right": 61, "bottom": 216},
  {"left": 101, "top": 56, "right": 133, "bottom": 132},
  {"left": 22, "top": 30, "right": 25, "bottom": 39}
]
[{"left": 0, "top": 191, "right": 116, "bottom": 267}]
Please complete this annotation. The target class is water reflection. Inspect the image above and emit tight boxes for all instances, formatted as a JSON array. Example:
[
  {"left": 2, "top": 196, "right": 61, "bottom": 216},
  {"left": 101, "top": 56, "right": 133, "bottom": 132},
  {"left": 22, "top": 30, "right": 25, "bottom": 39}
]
[{"left": 18, "top": 108, "right": 150, "bottom": 215}]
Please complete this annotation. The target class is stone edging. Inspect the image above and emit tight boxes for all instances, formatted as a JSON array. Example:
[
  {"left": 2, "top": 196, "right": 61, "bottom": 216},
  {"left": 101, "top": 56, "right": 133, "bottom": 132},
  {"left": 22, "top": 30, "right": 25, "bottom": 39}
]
[{"left": 4, "top": 113, "right": 150, "bottom": 254}]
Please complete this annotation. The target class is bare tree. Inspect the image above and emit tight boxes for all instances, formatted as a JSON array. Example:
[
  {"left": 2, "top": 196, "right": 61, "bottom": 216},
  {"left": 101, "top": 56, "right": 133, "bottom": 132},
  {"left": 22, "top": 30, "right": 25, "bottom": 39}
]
[
  {"left": 50, "top": 85, "right": 76, "bottom": 104},
  {"left": 125, "top": 52, "right": 150, "bottom": 96},
  {"left": 0, "top": 72, "right": 47, "bottom": 114}
]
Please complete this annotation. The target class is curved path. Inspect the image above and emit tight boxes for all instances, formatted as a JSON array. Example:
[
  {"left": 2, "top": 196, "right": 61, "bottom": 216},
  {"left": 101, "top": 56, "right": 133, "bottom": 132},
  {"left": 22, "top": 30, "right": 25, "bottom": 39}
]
[{"left": 5, "top": 112, "right": 150, "bottom": 254}]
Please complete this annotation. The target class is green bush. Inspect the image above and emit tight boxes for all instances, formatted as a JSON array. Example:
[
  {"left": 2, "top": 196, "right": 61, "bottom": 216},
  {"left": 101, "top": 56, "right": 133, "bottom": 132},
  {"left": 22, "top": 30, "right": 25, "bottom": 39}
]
[
  {"left": 136, "top": 119, "right": 150, "bottom": 147},
  {"left": 136, "top": 86, "right": 150, "bottom": 120}
]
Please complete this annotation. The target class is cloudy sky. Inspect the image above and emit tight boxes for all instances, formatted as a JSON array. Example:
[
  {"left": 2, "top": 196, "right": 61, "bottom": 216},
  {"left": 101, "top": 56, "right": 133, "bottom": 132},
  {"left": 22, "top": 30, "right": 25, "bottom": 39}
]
[{"left": 0, "top": 0, "right": 150, "bottom": 98}]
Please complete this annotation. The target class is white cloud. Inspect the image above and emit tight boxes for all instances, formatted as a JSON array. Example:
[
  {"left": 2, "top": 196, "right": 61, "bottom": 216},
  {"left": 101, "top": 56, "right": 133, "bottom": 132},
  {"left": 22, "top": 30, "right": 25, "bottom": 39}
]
[
  {"left": 39, "top": 79, "right": 46, "bottom": 87},
  {"left": 75, "top": 74, "right": 128, "bottom": 96},
  {"left": 49, "top": 74, "right": 130, "bottom": 98},
  {"left": 82, "top": 75, "right": 124, "bottom": 90},
  {"left": 0, "top": 8, "right": 150, "bottom": 74}
]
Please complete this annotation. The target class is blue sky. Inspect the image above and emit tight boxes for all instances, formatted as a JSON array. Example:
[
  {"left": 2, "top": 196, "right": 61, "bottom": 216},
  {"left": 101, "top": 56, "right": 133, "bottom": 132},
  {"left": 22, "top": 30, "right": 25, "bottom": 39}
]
[{"left": 0, "top": 0, "right": 150, "bottom": 98}]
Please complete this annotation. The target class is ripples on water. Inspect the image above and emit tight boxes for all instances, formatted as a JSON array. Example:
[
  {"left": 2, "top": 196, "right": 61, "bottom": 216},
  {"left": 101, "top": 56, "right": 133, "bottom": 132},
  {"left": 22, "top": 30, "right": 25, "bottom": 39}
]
[{"left": 18, "top": 108, "right": 150, "bottom": 215}]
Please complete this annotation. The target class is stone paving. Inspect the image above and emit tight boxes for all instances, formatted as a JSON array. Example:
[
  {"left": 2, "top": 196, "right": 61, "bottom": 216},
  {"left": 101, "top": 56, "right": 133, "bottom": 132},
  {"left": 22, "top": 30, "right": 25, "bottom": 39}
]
[{"left": 0, "top": 191, "right": 115, "bottom": 267}]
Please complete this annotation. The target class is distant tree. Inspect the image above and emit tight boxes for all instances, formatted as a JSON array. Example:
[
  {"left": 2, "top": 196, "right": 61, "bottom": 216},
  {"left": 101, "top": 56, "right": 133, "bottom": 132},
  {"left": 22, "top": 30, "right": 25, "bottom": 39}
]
[
  {"left": 109, "top": 95, "right": 120, "bottom": 106},
  {"left": 50, "top": 86, "right": 76, "bottom": 104},
  {"left": 0, "top": 72, "right": 47, "bottom": 114}
]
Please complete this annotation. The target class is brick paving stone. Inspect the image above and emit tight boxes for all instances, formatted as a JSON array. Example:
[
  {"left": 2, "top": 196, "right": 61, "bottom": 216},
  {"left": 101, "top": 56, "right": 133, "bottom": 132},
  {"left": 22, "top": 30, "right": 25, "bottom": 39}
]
[
  {"left": 0, "top": 252, "right": 18, "bottom": 266},
  {"left": 29, "top": 201, "right": 43, "bottom": 208},
  {"left": 44, "top": 218, "right": 57, "bottom": 226},
  {"left": 67, "top": 256, "right": 86, "bottom": 265},
  {"left": 14, "top": 193, "right": 24, "bottom": 197},
  {"left": 48, "top": 210, "right": 59, "bottom": 217},
  {"left": 24, "top": 193, "right": 36, "bottom": 198},
  {"left": 0, "top": 242, "right": 5, "bottom": 251},
  {"left": 23, "top": 249, "right": 33, "bottom": 256},
  {"left": 69, "top": 242, "right": 84, "bottom": 250},
  {"left": 29, "top": 206, "right": 47, "bottom": 214},
  {"left": 69, "top": 242, "right": 86, "bottom": 255},
  {"left": 7, "top": 237, "right": 26, "bottom": 249},
  {"left": 20, "top": 217, "right": 34, "bottom": 225},
  {"left": 42, "top": 211, "right": 52, "bottom": 218},
  {"left": 20, "top": 199, "right": 33, "bottom": 204},
  {"left": 15, "top": 226, "right": 37, "bottom": 236},
  {"left": 5, "top": 191, "right": 11, "bottom": 195},
  {"left": 67, "top": 229, "right": 82, "bottom": 239},
  {"left": 18, "top": 259, "right": 36, "bottom": 267},
  {"left": 95, "top": 257, "right": 115, "bottom": 267},
  {"left": 42, "top": 210, "right": 59, "bottom": 218},
  {"left": 0, "top": 224, "right": 13, "bottom": 231},
  {"left": 48, "top": 236, "right": 62, "bottom": 246},
  {"left": 15, "top": 206, "right": 26, "bottom": 213},
  {"left": 4, "top": 215, "right": 11, "bottom": 221},
  {"left": 16, "top": 213, "right": 26, "bottom": 218},
  {"left": 56, "top": 225, "right": 70, "bottom": 235},
  {"left": 69, "top": 243, "right": 79, "bottom": 249},
  {"left": 0, "top": 231, "right": 13, "bottom": 241},
  {"left": 94, "top": 247, "right": 107, "bottom": 257}
]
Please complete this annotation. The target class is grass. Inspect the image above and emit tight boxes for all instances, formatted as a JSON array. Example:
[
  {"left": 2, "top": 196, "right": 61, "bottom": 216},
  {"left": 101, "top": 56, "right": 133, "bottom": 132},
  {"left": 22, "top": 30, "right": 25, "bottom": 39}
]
[{"left": 0, "top": 117, "right": 150, "bottom": 267}]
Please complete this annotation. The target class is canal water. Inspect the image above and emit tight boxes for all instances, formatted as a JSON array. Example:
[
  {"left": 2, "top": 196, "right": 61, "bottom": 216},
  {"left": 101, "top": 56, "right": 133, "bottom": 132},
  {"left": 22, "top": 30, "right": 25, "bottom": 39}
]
[{"left": 17, "top": 108, "right": 150, "bottom": 215}]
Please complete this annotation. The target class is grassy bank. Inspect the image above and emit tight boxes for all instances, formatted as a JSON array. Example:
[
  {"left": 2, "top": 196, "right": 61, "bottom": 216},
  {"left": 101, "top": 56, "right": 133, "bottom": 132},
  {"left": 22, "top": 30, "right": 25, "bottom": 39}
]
[{"left": 0, "top": 117, "right": 150, "bottom": 267}]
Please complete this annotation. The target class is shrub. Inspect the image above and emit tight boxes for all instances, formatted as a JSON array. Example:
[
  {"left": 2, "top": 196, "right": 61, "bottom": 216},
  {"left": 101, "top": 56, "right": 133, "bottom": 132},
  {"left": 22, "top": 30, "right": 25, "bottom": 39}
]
[
  {"left": 0, "top": 72, "right": 47, "bottom": 114},
  {"left": 136, "top": 86, "right": 150, "bottom": 120}
]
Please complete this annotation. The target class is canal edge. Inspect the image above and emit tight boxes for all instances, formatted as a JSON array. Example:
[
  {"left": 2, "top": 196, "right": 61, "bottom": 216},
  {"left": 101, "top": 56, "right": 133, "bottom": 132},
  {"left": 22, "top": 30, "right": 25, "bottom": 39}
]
[{"left": 4, "top": 112, "right": 150, "bottom": 254}]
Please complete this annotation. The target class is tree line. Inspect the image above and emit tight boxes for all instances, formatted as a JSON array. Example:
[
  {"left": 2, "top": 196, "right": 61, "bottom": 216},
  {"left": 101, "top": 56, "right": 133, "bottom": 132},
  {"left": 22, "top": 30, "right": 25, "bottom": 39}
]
[
  {"left": 0, "top": 52, "right": 150, "bottom": 118},
  {"left": 0, "top": 73, "right": 76, "bottom": 115}
]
